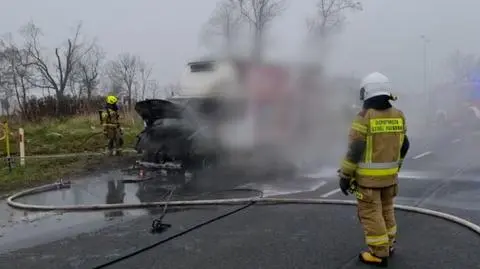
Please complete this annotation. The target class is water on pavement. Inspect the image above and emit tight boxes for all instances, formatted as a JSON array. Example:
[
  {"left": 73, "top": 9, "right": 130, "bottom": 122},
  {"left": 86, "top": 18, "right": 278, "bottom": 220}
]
[
  {"left": 0, "top": 165, "right": 331, "bottom": 253},
  {"left": 2, "top": 130, "right": 478, "bottom": 255}
]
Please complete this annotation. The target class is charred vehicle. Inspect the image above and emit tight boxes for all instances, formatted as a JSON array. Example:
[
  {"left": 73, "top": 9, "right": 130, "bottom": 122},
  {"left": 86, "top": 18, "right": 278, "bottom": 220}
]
[
  {"left": 134, "top": 57, "right": 325, "bottom": 176},
  {"left": 134, "top": 98, "right": 221, "bottom": 172}
]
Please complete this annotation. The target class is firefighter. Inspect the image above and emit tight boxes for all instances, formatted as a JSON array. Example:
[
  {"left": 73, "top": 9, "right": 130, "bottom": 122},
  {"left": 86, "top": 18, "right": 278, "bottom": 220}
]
[
  {"left": 338, "top": 72, "right": 410, "bottom": 267},
  {"left": 100, "top": 95, "right": 124, "bottom": 156}
]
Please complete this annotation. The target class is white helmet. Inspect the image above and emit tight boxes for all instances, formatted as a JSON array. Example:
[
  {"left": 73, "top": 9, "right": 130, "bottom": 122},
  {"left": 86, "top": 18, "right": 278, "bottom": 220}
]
[{"left": 359, "top": 72, "right": 393, "bottom": 101}]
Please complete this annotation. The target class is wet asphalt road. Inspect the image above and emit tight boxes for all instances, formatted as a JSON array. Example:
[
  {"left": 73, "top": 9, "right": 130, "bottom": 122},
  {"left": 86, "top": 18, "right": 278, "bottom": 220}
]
[{"left": 1, "top": 125, "right": 480, "bottom": 268}]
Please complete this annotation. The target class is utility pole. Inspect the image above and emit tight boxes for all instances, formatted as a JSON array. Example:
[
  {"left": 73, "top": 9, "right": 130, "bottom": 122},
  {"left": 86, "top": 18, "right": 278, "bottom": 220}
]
[{"left": 421, "top": 35, "right": 430, "bottom": 125}]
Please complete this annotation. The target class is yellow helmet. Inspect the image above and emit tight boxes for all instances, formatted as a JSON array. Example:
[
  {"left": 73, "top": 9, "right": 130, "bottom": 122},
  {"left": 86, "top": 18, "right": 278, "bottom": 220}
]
[{"left": 106, "top": 95, "right": 118, "bottom": 105}]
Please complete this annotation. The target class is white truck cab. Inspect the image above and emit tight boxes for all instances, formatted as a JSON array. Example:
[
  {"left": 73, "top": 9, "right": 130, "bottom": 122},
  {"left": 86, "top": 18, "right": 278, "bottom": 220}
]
[
  {"left": 175, "top": 58, "right": 242, "bottom": 99},
  {"left": 172, "top": 57, "right": 255, "bottom": 151}
]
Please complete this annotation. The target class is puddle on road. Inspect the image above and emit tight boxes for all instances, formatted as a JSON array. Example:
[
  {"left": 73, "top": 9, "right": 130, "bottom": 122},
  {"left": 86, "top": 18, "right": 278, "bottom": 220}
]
[
  {"left": 0, "top": 171, "right": 147, "bottom": 253},
  {"left": 0, "top": 169, "right": 205, "bottom": 253},
  {"left": 0, "top": 169, "right": 216, "bottom": 221},
  {"left": 0, "top": 167, "right": 295, "bottom": 253},
  {"left": 0, "top": 164, "right": 352, "bottom": 253},
  {"left": 1, "top": 171, "right": 143, "bottom": 227},
  {"left": 15, "top": 171, "right": 142, "bottom": 207}
]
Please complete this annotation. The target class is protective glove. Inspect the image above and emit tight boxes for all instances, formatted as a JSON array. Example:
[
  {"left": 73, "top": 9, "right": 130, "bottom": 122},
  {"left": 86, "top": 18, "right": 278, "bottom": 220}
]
[
  {"left": 398, "top": 159, "right": 404, "bottom": 172},
  {"left": 337, "top": 169, "right": 355, "bottom": 196}
]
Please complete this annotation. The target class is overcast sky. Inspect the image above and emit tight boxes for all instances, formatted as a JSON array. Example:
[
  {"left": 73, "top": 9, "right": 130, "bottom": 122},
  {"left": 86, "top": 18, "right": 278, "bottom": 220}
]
[{"left": 2, "top": 0, "right": 480, "bottom": 94}]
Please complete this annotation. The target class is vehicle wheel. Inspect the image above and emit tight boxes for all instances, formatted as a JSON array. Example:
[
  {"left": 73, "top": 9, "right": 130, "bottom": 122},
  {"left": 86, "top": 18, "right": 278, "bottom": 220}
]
[
  {"left": 134, "top": 136, "right": 142, "bottom": 153},
  {"left": 141, "top": 150, "right": 160, "bottom": 163}
]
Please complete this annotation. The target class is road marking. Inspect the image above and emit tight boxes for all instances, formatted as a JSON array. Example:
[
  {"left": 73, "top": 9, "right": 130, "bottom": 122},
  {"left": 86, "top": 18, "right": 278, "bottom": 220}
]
[
  {"left": 398, "top": 170, "right": 435, "bottom": 179},
  {"left": 320, "top": 188, "right": 341, "bottom": 198},
  {"left": 452, "top": 138, "right": 461, "bottom": 144},
  {"left": 303, "top": 167, "right": 338, "bottom": 178},
  {"left": 239, "top": 180, "right": 327, "bottom": 197},
  {"left": 412, "top": 151, "right": 432, "bottom": 160}
]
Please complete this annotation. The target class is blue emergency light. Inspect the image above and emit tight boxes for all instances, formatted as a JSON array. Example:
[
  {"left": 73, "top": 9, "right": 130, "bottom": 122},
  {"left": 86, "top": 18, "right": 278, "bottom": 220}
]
[{"left": 469, "top": 81, "right": 480, "bottom": 100}]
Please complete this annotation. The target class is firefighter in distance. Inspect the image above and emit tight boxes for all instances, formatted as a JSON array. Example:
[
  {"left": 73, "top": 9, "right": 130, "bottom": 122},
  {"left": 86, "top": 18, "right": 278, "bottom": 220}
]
[{"left": 100, "top": 95, "right": 124, "bottom": 156}]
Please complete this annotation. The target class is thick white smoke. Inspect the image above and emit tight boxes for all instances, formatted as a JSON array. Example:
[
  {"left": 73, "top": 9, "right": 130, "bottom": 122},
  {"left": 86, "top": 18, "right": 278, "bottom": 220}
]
[{"left": 200, "top": 56, "right": 357, "bottom": 173}]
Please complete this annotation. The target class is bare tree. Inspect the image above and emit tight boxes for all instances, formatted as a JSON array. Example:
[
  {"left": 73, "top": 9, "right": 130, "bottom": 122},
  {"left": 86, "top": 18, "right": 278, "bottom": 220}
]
[
  {"left": 0, "top": 35, "right": 34, "bottom": 118},
  {"left": 138, "top": 60, "right": 152, "bottom": 100},
  {"left": 108, "top": 78, "right": 123, "bottom": 95},
  {"left": 133, "top": 80, "right": 140, "bottom": 101},
  {"left": 0, "top": 41, "right": 13, "bottom": 115},
  {"left": 77, "top": 43, "right": 104, "bottom": 100},
  {"left": 21, "top": 21, "right": 94, "bottom": 113},
  {"left": 236, "top": 0, "right": 287, "bottom": 59},
  {"left": 149, "top": 79, "right": 160, "bottom": 99},
  {"left": 67, "top": 72, "right": 81, "bottom": 97},
  {"left": 306, "top": 0, "right": 362, "bottom": 40},
  {"left": 201, "top": 0, "right": 244, "bottom": 55},
  {"left": 107, "top": 53, "right": 140, "bottom": 108}
]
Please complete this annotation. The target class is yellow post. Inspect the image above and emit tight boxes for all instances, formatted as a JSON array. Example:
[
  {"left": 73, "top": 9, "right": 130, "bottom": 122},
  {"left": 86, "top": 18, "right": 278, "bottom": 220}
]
[
  {"left": 3, "top": 120, "right": 12, "bottom": 172},
  {"left": 4, "top": 121, "right": 10, "bottom": 158}
]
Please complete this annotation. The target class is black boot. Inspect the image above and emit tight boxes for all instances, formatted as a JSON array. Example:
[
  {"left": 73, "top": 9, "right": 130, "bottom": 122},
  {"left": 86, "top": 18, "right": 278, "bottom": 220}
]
[
  {"left": 359, "top": 251, "right": 388, "bottom": 267},
  {"left": 389, "top": 246, "right": 395, "bottom": 256},
  {"left": 389, "top": 240, "right": 396, "bottom": 256}
]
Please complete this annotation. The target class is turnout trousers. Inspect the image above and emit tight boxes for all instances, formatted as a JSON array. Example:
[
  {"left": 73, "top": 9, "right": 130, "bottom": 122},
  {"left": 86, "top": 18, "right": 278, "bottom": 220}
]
[
  {"left": 104, "top": 126, "right": 123, "bottom": 154},
  {"left": 356, "top": 184, "right": 398, "bottom": 257}
]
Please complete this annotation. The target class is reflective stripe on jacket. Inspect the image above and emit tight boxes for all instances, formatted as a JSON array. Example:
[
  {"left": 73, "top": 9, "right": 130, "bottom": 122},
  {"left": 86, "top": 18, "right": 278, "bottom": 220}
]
[
  {"left": 341, "top": 107, "right": 406, "bottom": 188},
  {"left": 101, "top": 109, "right": 120, "bottom": 125}
]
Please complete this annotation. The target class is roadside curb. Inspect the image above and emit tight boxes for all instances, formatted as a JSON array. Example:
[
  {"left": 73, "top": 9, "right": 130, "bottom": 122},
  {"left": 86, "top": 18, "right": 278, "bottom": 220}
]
[
  {"left": 0, "top": 192, "right": 12, "bottom": 200},
  {"left": 4, "top": 148, "right": 138, "bottom": 160}
]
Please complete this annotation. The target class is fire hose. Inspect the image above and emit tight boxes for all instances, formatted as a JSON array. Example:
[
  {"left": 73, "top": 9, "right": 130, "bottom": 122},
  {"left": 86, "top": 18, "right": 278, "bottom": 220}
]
[
  {"left": 79, "top": 123, "right": 125, "bottom": 148},
  {"left": 6, "top": 181, "right": 480, "bottom": 235},
  {"left": 5, "top": 181, "right": 480, "bottom": 268}
]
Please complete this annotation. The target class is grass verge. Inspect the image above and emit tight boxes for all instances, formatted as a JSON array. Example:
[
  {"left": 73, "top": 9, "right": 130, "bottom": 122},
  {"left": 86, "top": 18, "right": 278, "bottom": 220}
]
[
  {"left": 0, "top": 112, "right": 144, "bottom": 194},
  {"left": 1, "top": 112, "right": 144, "bottom": 155}
]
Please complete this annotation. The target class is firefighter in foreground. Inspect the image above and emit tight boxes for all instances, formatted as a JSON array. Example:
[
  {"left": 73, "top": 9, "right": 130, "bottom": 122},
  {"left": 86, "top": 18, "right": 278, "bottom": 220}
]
[
  {"left": 338, "top": 72, "right": 410, "bottom": 267},
  {"left": 100, "top": 95, "right": 124, "bottom": 156}
]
